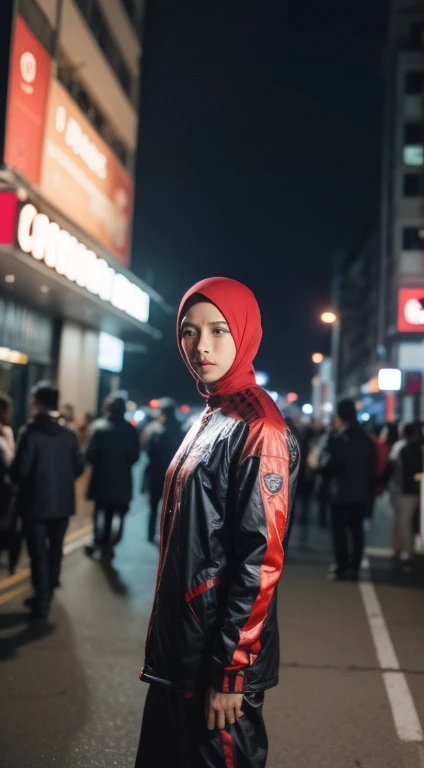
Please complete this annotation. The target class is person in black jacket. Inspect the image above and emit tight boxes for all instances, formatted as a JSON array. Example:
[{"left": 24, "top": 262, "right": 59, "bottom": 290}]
[
  {"left": 319, "top": 399, "right": 376, "bottom": 581},
  {"left": 146, "top": 400, "right": 183, "bottom": 542},
  {"left": 134, "top": 278, "right": 299, "bottom": 768},
  {"left": 85, "top": 395, "right": 139, "bottom": 559},
  {"left": 396, "top": 422, "right": 422, "bottom": 564},
  {"left": 11, "top": 382, "right": 84, "bottom": 620}
]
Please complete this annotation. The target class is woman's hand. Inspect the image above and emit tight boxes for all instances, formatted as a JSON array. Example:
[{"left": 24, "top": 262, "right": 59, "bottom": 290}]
[{"left": 204, "top": 686, "right": 244, "bottom": 730}]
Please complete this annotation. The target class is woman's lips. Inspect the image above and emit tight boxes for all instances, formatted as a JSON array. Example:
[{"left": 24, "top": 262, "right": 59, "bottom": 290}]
[{"left": 194, "top": 361, "right": 215, "bottom": 368}]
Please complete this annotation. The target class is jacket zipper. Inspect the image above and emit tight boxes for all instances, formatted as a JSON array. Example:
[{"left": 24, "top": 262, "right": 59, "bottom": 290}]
[{"left": 145, "top": 416, "right": 210, "bottom": 649}]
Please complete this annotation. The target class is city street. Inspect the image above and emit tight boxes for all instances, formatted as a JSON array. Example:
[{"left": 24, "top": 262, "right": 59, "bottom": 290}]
[{"left": 1, "top": 486, "right": 424, "bottom": 768}]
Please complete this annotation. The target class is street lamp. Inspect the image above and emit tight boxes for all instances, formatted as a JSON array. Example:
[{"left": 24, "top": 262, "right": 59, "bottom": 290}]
[
  {"left": 319, "top": 310, "right": 340, "bottom": 405},
  {"left": 320, "top": 311, "right": 338, "bottom": 324},
  {"left": 312, "top": 352, "right": 324, "bottom": 364}
]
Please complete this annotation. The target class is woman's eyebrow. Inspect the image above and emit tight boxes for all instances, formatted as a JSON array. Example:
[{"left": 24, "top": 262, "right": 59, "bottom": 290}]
[{"left": 208, "top": 320, "right": 228, "bottom": 326}]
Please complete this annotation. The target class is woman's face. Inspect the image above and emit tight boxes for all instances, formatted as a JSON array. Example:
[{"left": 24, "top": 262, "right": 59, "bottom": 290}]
[{"left": 181, "top": 301, "right": 236, "bottom": 385}]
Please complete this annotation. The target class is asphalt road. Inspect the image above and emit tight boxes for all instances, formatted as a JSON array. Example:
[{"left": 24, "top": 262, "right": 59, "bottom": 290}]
[{"left": 0, "top": 495, "right": 423, "bottom": 768}]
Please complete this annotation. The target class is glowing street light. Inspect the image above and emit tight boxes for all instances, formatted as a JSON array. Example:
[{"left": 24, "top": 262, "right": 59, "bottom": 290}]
[
  {"left": 312, "top": 352, "right": 324, "bottom": 364},
  {"left": 320, "top": 311, "right": 338, "bottom": 324},
  {"left": 302, "top": 404, "right": 313, "bottom": 415},
  {"left": 287, "top": 392, "right": 298, "bottom": 403}
]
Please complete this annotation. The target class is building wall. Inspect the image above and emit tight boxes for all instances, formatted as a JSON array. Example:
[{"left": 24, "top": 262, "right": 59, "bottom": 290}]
[
  {"left": 57, "top": 321, "right": 99, "bottom": 416},
  {"left": 34, "top": 0, "right": 139, "bottom": 150}
]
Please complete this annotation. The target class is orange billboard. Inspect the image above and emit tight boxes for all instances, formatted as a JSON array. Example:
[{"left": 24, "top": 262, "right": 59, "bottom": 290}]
[
  {"left": 40, "top": 80, "right": 133, "bottom": 267},
  {"left": 4, "top": 16, "right": 51, "bottom": 185}
]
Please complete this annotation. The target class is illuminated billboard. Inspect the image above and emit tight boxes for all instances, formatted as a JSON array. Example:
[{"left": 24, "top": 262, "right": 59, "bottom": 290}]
[
  {"left": 4, "top": 16, "right": 51, "bottom": 185},
  {"left": 40, "top": 80, "right": 133, "bottom": 267},
  {"left": 398, "top": 288, "right": 424, "bottom": 332}
]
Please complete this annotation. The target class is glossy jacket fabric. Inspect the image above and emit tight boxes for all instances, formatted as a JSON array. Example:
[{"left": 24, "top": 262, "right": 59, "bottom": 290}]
[{"left": 140, "top": 386, "right": 300, "bottom": 694}]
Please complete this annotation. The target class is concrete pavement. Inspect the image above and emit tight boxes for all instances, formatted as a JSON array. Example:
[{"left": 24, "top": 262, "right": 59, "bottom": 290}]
[{"left": 0, "top": 488, "right": 423, "bottom": 767}]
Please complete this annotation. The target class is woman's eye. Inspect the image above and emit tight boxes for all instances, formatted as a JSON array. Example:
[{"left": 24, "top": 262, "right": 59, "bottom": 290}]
[
  {"left": 213, "top": 328, "right": 225, "bottom": 335},
  {"left": 182, "top": 329, "right": 194, "bottom": 338}
]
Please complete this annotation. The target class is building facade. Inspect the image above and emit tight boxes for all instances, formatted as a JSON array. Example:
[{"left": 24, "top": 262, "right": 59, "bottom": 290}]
[
  {"left": 379, "top": 0, "right": 424, "bottom": 420},
  {"left": 336, "top": 1, "right": 424, "bottom": 423},
  {"left": 0, "top": 0, "right": 163, "bottom": 426}
]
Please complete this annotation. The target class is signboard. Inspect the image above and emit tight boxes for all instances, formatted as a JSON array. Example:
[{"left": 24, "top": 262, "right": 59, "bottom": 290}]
[
  {"left": 398, "top": 287, "right": 424, "bottom": 332},
  {"left": 16, "top": 202, "right": 149, "bottom": 324},
  {"left": 40, "top": 80, "right": 133, "bottom": 267},
  {"left": 98, "top": 332, "right": 124, "bottom": 373},
  {"left": 4, "top": 16, "right": 51, "bottom": 185}
]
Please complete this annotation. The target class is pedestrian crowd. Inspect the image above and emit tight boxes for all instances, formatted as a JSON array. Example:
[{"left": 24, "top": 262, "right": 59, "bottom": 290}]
[
  {"left": 0, "top": 382, "right": 185, "bottom": 622},
  {"left": 297, "top": 399, "right": 423, "bottom": 580}
]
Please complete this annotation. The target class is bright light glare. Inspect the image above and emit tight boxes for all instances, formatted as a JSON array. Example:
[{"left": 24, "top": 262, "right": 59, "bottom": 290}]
[
  {"left": 320, "top": 311, "right": 337, "bottom": 324},
  {"left": 323, "top": 402, "right": 333, "bottom": 413},
  {"left": 134, "top": 410, "right": 145, "bottom": 423},
  {"left": 255, "top": 371, "right": 269, "bottom": 387},
  {"left": 266, "top": 391, "right": 279, "bottom": 402},
  {"left": 302, "top": 404, "right": 313, "bottom": 415},
  {"left": 378, "top": 368, "right": 401, "bottom": 392},
  {"left": 149, "top": 399, "right": 160, "bottom": 409},
  {"left": 360, "top": 413, "right": 370, "bottom": 422},
  {"left": 287, "top": 392, "right": 298, "bottom": 403},
  {"left": 312, "top": 352, "right": 324, "bottom": 364}
]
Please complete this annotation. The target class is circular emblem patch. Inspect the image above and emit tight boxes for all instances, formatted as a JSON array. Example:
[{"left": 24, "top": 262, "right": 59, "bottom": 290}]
[{"left": 264, "top": 473, "right": 283, "bottom": 494}]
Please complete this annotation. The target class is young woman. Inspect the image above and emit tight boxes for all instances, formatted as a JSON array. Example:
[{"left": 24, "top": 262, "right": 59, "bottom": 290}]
[{"left": 135, "top": 277, "right": 300, "bottom": 768}]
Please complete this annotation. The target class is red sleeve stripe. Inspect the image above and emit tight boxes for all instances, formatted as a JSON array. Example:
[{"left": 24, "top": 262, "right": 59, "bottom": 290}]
[
  {"left": 222, "top": 674, "right": 230, "bottom": 692},
  {"left": 234, "top": 673, "right": 244, "bottom": 692},
  {"left": 221, "top": 730, "right": 236, "bottom": 768},
  {"left": 184, "top": 576, "right": 222, "bottom": 603},
  {"left": 230, "top": 419, "right": 289, "bottom": 670}
]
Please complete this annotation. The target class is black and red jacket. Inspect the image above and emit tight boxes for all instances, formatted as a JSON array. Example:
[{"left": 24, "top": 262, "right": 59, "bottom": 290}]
[{"left": 140, "top": 386, "right": 299, "bottom": 694}]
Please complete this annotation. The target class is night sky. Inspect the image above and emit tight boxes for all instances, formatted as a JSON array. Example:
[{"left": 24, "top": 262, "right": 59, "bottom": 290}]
[{"left": 127, "top": 0, "right": 389, "bottom": 405}]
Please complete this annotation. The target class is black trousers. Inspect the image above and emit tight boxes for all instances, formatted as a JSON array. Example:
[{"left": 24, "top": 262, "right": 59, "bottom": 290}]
[
  {"left": 93, "top": 503, "right": 127, "bottom": 551},
  {"left": 135, "top": 684, "right": 268, "bottom": 768},
  {"left": 331, "top": 503, "right": 365, "bottom": 575},
  {"left": 25, "top": 518, "right": 69, "bottom": 615}
]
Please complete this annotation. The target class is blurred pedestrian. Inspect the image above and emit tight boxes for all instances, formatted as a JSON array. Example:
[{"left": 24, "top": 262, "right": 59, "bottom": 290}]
[
  {"left": 78, "top": 411, "right": 96, "bottom": 449},
  {"left": 135, "top": 277, "right": 299, "bottom": 768},
  {"left": 11, "top": 382, "right": 84, "bottom": 620},
  {"left": 60, "top": 403, "right": 77, "bottom": 432},
  {"left": 395, "top": 423, "right": 421, "bottom": 566},
  {"left": 297, "top": 423, "right": 316, "bottom": 540},
  {"left": 146, "top": 400, "right": 183, "bottom": 542},
  {"left": 85, "top": 395, "right": 139, "bottom": 559},
  {"left": 0, "top": 392, "right": 20, "bottom": 574},
  {"left": 319, "top": 399, "right": 376, "bottom": 581}
]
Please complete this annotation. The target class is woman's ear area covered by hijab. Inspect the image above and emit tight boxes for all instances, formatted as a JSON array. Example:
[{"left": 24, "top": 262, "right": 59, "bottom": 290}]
[{"left": 177, "top": 277, "right": 263, "bottom": 399}]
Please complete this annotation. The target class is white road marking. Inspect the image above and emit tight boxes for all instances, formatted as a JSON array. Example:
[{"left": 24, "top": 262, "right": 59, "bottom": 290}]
[
  {"left": 63, "top": 535, "right": 92, "bottom": 556},
  {"left": 359, "top": 581, "right": 423, "bottom": 743}
]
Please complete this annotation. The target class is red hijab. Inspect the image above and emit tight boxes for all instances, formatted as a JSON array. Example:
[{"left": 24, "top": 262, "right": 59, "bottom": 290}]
[{"left": 177, "top": 277, "right": 263, "bottom": 400}]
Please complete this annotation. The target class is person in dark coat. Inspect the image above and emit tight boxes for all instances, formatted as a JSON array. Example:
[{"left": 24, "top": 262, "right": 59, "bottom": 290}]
[
  {"left": 319, "top": 399, "right": 376, "bottom": 581},
  {"left": 11, "top": 382, "right": 85, "bottom": 620},
  {"left": 146, "top": 401, "right": 183, "bottom": 542},
  {"left": 85, "top": 395, "right": 139, "bottom": 558}
]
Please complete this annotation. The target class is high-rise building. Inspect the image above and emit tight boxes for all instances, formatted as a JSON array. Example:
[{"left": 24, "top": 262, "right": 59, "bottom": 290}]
[
  {"left": 378, "top": 0, "right": 424, "bottom": 419},
  {"left": 0, "top": 0, "right": 163, "bottom": 424},
  {"left": 336, "top": 1, "right": 424, "bottom": 422}
]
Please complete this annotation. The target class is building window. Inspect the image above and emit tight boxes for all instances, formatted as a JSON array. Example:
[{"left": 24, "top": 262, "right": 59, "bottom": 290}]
[
  {"left": 404, "top": 124, "right": 424, "bottom": 145},
  {"left": 75, "top": 0, "right": 134, "bottom": 100},
  {"left": 405, "top": 71, "right": 424, "bottom": 95},
  {"left": 409, "top": 22, "right": 424, "bottom": 50},
  {"left": 403, "top": 174, "right": 424, "bottom": 196},
  {"left": 403, "top": 123, "right": 424, "bottom": 166},
  {"left": 403, "top": 227, "right": 424, "bottom": 250}
]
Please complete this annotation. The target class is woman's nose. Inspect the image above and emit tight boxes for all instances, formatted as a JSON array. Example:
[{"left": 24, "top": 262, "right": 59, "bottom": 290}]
[{"left": 197, "top": 332, "right": 210, "bottom": 354}]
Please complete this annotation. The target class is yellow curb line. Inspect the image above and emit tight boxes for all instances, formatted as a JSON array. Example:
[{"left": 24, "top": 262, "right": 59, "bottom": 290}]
[
  {"left": 0, "top": 523, "right": 93, "bottom": 595},
  {"left": 0, "top": 583, "right": 31, "bottom": 606}
]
